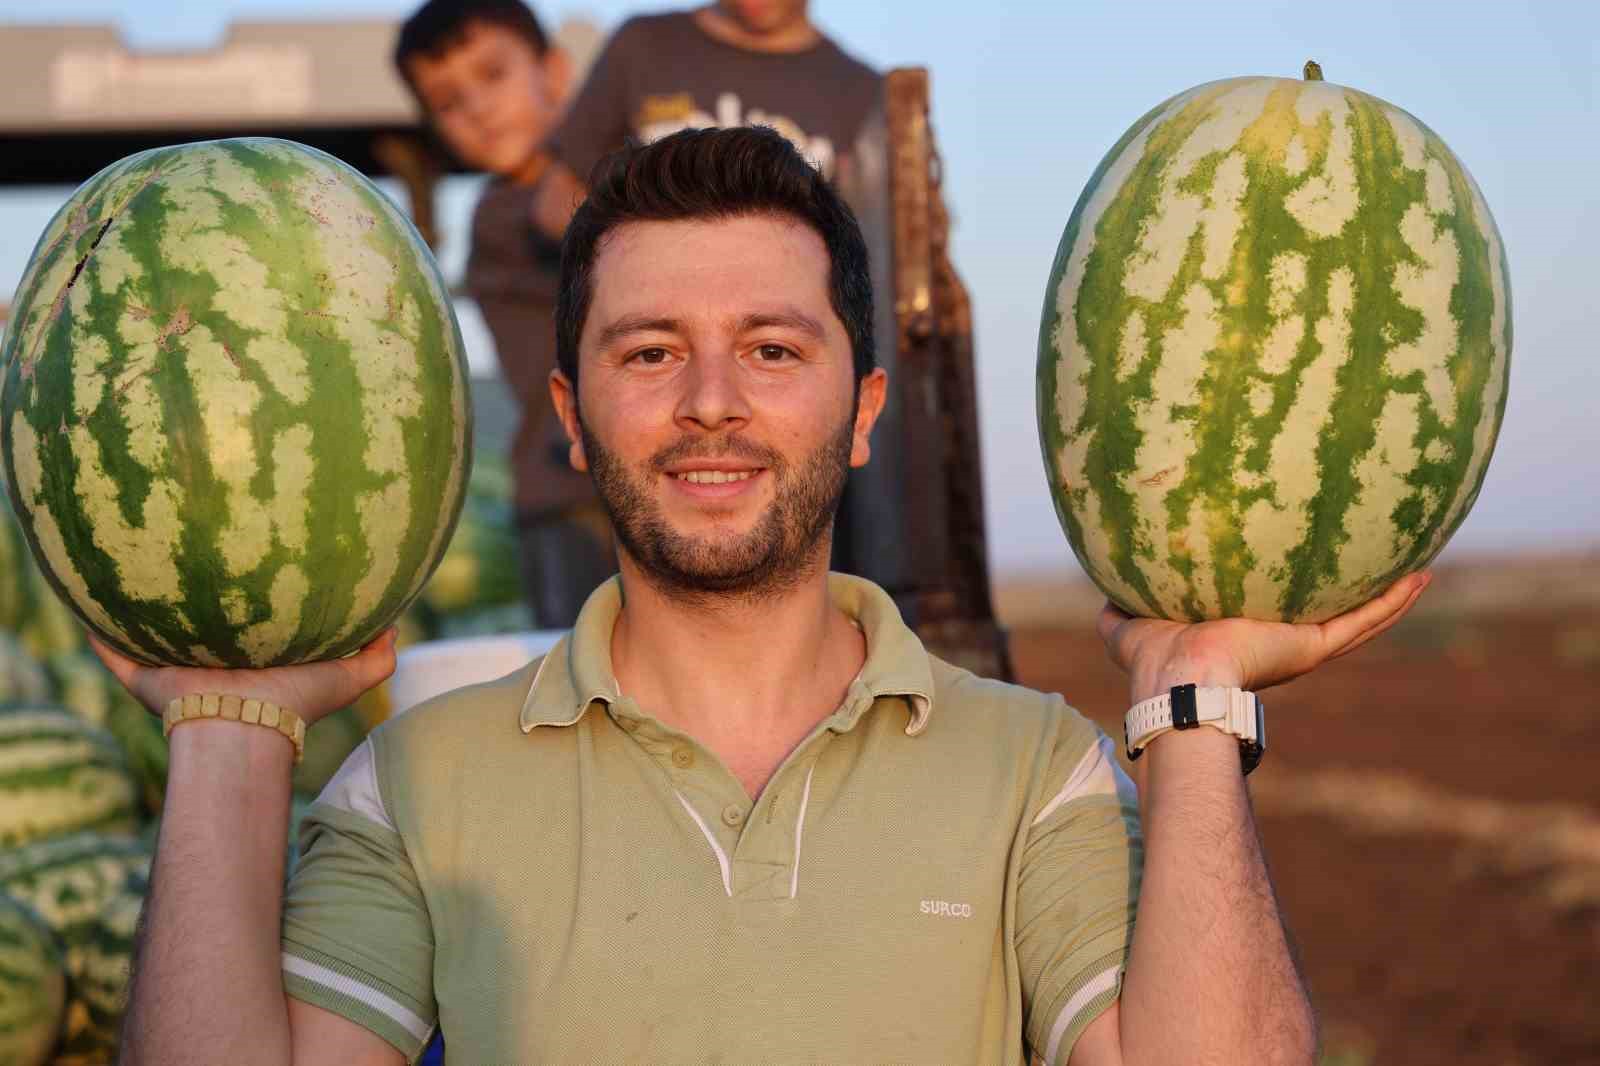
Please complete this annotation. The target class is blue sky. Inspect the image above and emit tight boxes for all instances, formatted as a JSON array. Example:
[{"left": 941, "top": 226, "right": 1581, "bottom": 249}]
[{"left": 1, "top": 0, "right": 1595, "bottom": 578}]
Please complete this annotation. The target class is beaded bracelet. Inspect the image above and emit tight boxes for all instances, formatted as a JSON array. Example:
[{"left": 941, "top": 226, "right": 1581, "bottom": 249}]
[{"left": 162, "top": 693, "right": 306, "bottom": 764}]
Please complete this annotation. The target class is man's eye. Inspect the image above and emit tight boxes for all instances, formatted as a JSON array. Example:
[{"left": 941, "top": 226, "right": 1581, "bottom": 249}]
[
  {"left": 756, "top": 344, "right": 793, "bottom": 362},
  {"left": 632, "top": 347, "right": 670, "bottom": 365}
]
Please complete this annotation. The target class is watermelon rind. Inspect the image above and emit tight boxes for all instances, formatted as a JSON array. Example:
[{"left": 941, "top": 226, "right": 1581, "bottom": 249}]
[
  {"left": 0, "top": 892, "right": 67, "bottom": 1066},
  {"left": 0, "top": 137, "right": 472, "bottom": 668},
  {"left": 0, "top": 704, "right": 140, "bottom": 848},
  {"left": 1038, "top": 73, "right": 1511, "bottom": 622}
]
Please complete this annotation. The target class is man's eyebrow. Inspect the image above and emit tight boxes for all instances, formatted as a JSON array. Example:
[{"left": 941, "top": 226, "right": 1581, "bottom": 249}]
[
  {"left": 737, "top": 310, "right": 826, "bottom": 339},
  {"left": 593, "top": 315, "right": 683, "bottom": 350}
]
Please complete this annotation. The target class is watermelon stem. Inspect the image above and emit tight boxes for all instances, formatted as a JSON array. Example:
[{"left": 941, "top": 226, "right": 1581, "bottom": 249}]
[{"left": 1303, "top": 59, "right": 1324, "bottom": 81}]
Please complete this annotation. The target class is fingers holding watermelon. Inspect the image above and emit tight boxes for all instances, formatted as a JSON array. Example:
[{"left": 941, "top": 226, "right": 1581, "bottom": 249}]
[
  {"left": 1098, "top": 571, "right": 1431, "bottom": 703},
  {"left": 87, "top": 627, "right": 399, "bottom": 729}
]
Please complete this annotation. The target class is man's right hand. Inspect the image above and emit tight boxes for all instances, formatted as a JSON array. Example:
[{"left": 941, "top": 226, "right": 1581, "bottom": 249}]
[{"left": 88, "top": 627, "right": 399, "bottom": 729}]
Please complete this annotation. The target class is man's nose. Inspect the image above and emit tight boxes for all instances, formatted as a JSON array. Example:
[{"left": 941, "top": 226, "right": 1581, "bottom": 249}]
[{"left": 676, "top": 351, "right": 751, "bottom": 432}]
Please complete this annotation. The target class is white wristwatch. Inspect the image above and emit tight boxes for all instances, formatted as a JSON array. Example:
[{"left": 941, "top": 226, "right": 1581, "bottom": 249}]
[{"left": 1123, "top": 684, "right": 1266, "bottom": 775}]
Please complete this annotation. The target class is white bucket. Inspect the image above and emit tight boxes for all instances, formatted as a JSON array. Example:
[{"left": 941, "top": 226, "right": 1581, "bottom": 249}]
[{"left": 388, "top": 631, "right": 564, "bottom": 717}]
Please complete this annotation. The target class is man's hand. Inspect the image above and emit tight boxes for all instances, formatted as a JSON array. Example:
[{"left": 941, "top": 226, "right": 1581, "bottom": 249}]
[
  {"left": 1097, "top": 571, "right": 1430, "bottom": 702},
  {"left": 87, "top": 628, "right": 399, "bottom": 727}
]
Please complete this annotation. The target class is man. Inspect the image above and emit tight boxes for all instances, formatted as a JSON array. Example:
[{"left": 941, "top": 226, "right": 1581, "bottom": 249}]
[
  {"left": 530, "top": 0, "right": 910, "bottom": 602},
  {"left": 394, "top": 0, "right": 615, "bottom": 627},
  {"left": 101, "top": 128, "right": 1426, "bottom": 1064}
]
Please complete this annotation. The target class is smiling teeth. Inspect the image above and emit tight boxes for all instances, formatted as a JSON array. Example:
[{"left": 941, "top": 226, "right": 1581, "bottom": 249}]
[{"left": 677, "top": 470, "right": 755, "bottom": 484}]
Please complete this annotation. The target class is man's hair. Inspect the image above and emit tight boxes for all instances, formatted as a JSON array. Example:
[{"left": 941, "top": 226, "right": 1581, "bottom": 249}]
[
  {"left": 555, "top": 126, "right": 876, "bottom": 386},
  {"left": 394, "top": 0, "right": 549, "bottom": 95}
]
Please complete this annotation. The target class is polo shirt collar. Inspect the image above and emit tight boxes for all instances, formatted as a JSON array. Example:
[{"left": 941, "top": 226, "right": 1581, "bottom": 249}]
[{"left": 518, "top": 573, "right": 935, "bottom": 736}]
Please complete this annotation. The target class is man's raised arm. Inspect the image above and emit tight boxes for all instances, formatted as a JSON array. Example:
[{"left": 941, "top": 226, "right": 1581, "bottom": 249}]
[
  {"left": 94, "top": 633, "right": 404, "bottom": 1066},
  {"left": 1069, "top": 571, "right": 1430, "bottom": 1066}
]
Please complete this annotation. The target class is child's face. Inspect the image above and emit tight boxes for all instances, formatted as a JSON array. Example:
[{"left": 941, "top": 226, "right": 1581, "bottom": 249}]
[{"left": 406, "top": 20, "right": 565, "bottom": 178}]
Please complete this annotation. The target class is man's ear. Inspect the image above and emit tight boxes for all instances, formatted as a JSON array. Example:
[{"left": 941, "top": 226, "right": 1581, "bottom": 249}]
[
  {"left": 548, "top": 368, "right": 589, "bottom": 472},
  {"left": 849, "top": 368, "right": 889, "bottom": 469}
]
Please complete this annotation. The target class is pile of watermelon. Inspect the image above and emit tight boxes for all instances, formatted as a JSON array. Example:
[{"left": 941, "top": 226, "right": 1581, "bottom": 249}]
[{"left": 0, "top": 454, "right": 527, "bottom": 1062}]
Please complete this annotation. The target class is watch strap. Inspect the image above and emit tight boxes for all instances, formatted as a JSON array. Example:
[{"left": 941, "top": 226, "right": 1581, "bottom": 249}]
[{"left": 1124, "top": 684, "right": 1265, "bottom": 774}]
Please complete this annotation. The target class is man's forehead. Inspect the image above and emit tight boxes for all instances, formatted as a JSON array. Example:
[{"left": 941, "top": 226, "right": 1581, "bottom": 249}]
[{"left": 585, "top": 217, "right": 837, "bottom": 343}]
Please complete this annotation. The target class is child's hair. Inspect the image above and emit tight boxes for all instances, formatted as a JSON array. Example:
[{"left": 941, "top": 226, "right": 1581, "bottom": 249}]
[{"left": 394, "top": 0, "right": 550, "bottom": 95}]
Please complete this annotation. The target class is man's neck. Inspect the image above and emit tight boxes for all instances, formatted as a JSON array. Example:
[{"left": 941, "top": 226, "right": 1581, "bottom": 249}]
[
  {"left": 609, "top": 554, "right": 866, "bottom": 797},
  {"left": 691, "top": 5, "right": 822, "bottom": 55}
]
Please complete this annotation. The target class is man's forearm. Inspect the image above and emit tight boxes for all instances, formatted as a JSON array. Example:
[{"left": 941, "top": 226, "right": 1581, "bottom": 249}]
[
  {"left": 1118, "top": 726, "right": 1317, "bottom": 1066},
  {"left": 119, "top": 721, "right": 297, "bottom": 1066}
]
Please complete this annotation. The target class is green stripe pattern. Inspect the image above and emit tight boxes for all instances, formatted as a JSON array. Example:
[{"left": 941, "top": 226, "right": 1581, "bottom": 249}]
[
  {"left": 0, "top": 137, "right": 473, "bottom": 666},
  {"left": 0, "top": 705, "right": 139, "bottom": 849},
  {"left": 0, "top": 893, "right": 66, "bottom": 1066},
  {"left": 1038, "top": 76, "right": 1511, "bottom": 622},
  {"left": 0, "top": 832, "right": 151, "bottom": 1064}
]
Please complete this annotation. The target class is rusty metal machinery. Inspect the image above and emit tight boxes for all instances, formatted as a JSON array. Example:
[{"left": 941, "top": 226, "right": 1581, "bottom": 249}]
[{"left": 883, "top": 69, "right": 1013, "bottom": 681}]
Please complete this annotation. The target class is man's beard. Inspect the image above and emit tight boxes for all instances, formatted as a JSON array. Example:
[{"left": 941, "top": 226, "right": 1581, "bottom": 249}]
[{"left": 581, "top": 407, "right": 855, "bottom": 604}]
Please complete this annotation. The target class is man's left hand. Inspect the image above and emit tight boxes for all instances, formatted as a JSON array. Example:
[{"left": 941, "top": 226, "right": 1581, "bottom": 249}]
[{"left": 1097, "top": 571, "right": 1431, "bottom": 702}]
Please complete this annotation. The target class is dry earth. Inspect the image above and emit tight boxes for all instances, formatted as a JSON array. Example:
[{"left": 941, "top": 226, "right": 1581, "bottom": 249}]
[{"left": 1000, "top": 552, "right": 1600, "bottom": 1066}]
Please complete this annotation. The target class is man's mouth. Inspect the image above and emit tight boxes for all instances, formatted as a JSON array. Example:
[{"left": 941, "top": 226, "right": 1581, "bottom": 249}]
[{"left": 673, "top": 469, "right": 759, "bottom": 485}]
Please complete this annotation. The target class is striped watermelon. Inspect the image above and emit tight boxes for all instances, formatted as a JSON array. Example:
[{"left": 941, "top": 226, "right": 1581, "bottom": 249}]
[
  {"left": 0, "top": 705, "right": 139, "bottom": 848},
  {"left": 0, "top": 833, "right": 151, "bottom": 1065},
  {"left": 0, "top": 893, "right": 66, "bottom": 1066},
  {"left": 0, "top": 634, "right": 52, "bottom": 706},
  {"left": 1038, "top": 64, "right": 1510, "bottom": 622},
  {"left": 0, "top": 504, "right": 81, "bottom": 661},
  {"left": 45, "top": 651, "right": 169, "bottom": 815},
  {"left": 0, "top": 137, "right": 472, "bottom": 667}
]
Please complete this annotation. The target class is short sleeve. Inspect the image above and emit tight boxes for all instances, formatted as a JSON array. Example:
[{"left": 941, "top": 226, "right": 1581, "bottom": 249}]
[
  {"left": 281, "top": 740, "right": 437, "bottom": 1058},
  {"left": 1017, "top": 718, "right": 1144, "bottom": 1066},
  {"left": 549, "top": 17, "right": 641, "bottom": 181}
]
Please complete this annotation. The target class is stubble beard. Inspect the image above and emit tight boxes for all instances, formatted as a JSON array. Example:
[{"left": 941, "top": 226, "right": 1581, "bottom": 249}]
[{"left": 581, "top": 406, "right": 856, "bottom": 606}]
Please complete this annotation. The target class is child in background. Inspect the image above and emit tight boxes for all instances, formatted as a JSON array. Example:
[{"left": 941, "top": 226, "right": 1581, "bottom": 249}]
[{"left": 395, "top": 0, "right": 616, "bottom": 629}]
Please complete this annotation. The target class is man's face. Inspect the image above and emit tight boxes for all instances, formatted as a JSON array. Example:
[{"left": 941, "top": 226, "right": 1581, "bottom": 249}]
[
  {"left": 556, "top": 214, "right": 886, "bottom": 600},
  {"left": 714, "top": 0, "right": 810, "bottom": 36},
  {"left": 404, "top": 20, "right": 566, "bottom": 177}
]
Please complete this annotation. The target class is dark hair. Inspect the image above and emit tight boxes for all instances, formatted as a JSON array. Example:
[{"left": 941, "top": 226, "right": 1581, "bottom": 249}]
[
  {"left": 393, "top": 0, "right": 549, "bottom": 95},
  {"left": 555, "top": 126, "right": 875, "bottom": 386}
]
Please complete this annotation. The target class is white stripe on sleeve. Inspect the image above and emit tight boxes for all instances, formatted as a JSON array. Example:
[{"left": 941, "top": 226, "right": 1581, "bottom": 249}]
[
  {"left": 1042, "top": 965, "right": 1121, "bottom": 1065},
  {"left": 1032, "top": 734, "right": 1138, "bottom": 828},
  {"left": 282, "top": 952, "right": 432, "bottom": 1042},
  {"left": 313, "top": 739, "right": 396, "bottom": 832}
]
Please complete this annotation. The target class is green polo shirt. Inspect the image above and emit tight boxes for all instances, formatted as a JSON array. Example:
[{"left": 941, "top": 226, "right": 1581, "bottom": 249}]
[{"left": 282, "top": 574, "right": 1142, "bottom": 1064}]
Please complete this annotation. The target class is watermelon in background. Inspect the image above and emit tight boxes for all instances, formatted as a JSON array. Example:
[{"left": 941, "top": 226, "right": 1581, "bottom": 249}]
[
  {"left": 0, "top": 705, "right": 140, "bottom": 848},
  {"left": 0, "top": 633, "right": 52, "bottom": 705},
  {"left": 0, "top": 893, "right": 66, "bottom": 1066},
  {"left": 417, "top": 455, "right": 523, "bottom": 617},
  {"left": 0, "top": 137, "right": 473, "bottom": 668},
  {"left": 0, "top": 832, "right": 151, "bottom": 1064},
  {"left": 1038, "top": 64, "right": 1510, "bottom": 622}
]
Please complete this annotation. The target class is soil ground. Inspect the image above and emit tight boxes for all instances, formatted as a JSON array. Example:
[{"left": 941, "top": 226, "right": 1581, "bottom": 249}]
[{"left": 1003, "top": 561, "right": 1600, "bottom": 1066}]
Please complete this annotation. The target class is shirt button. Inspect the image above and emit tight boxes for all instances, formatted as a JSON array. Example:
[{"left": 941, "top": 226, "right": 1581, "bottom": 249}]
[
  {"left": 671, "top": 746, "right": 694, "bottom": 769},
  {"left": 721, "top": 804, "right": 745, "bottom": 827}
]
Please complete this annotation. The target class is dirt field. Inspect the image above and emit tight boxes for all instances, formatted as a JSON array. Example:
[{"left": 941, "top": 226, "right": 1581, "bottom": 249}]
[{"left": 1001, "top": 556, "right": 1600, "bottom": 1066}]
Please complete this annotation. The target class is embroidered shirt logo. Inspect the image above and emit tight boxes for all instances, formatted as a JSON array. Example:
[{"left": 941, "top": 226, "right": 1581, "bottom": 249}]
[{"left": 919, "top": 899, "right": 973, "bottom": 918}]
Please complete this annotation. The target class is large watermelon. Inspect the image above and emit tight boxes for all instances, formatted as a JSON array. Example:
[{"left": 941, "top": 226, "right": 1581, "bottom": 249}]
[
  {"left": 0, "top": 137, "right": 472, "bottom": 667},
  {"left": 0, "top": 705, "right": 140, "bottom": 848},
  {"left": 0, "top": 893, "right": 66, "bottom": 1066},
  {"left": 1038, "top": 64, "right": 1510, "bottom": 622}
]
